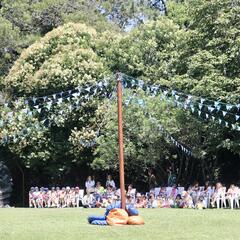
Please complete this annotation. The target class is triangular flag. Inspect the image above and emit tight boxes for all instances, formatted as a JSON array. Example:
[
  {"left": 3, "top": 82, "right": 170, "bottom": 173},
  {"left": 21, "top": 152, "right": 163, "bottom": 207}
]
[
  {"left": 22, "top": 108, "right": 28, "bottom": 114},
  {"left": 208, "top": 106, "right": 214, "bottom": 112},
  {"left": 214, "top": 101, "right": 219, "bottom": 107},
  {"left": 98, "top": 81, "right": 103, "bottom": 88},
  {"left": 199, "top": 103, "right": 203, "bottom": 110},
  {"left": 85, "top": 87, "right": 91, "bottom": 92},
  {"left": 235, "top": 115, "right": 240, "bottom": 121},
  {"left": 175, "top": 95, "right": 180, "bottom": 100},
  {"left": 32, "top": 97, "right": 37, "bottom": 104},
  {"left": 225, "top": 121, "right": 228, "bottom": 127},
  {"left": 198, "top": 111, "right": 201, "bottom": 116},
  {"left": 163, "top": 90, "right": 168, "bottom": 96},
  {"left": 57, "top": 98, "right": 63, "bottom": 105},
  {"left": 216, "top": 106, "right": 221, "bottom": 111},
  {"left": 226, "top": 105, "right": 232, "bottom": 111},
  {"left": 200, "top": 98, "right": 205, "bottom": 103},
  {"left": 222, "top": 111, "right": 227, "bottom": 116},
  {"left": 219, "top": 119, "right": 222, "bottom": 124},
  {"left": 93, "top": 87, "right": 98, "bottom": 95},
  {"left": 206, "top": 113, "right": 209, "bottom": 119}
]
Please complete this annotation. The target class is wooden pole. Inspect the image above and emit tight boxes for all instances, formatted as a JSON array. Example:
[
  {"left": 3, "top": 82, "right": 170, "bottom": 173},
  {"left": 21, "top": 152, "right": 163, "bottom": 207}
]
[{"left": 116, "top": 72, "right": 126, "bottom": 210}]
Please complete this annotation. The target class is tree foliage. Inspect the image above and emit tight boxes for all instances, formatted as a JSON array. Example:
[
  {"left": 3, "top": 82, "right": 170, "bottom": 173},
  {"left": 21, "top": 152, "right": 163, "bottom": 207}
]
[{"left": 1, "top": 0, "right": 240, "bottom": 202}]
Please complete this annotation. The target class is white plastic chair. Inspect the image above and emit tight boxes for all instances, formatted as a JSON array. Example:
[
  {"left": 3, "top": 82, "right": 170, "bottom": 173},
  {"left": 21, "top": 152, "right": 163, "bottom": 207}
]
[
  {"left": 76, "top": 189, "right": 84, "bottom": 207},
  {"left": 228, "top": 187, "right": 240, "bottom": 210},
  {"left": 216, "top": 187, "right": 227, "bottom": 209}
]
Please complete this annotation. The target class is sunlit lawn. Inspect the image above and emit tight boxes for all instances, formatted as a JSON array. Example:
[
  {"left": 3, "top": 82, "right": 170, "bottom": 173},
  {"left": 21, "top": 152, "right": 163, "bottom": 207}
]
[{"left": 0, "top": 208, "right": 239, "bottom": 240}]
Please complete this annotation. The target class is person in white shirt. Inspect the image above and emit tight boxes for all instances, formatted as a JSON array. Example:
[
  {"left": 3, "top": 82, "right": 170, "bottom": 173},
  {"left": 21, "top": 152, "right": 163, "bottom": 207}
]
[
  {"left": 85, "top": 176, "right": 95, "bottom": 193},
  {"left": 82, "top": 191, "right": 95, "bottom": 208},
  {"left": 105, "top": 175, "right": 116, "bottom": 190}
]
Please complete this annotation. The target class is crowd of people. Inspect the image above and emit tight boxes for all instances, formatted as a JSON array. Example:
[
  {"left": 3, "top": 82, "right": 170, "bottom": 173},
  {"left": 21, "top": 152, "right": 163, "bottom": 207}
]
[{"left": 29, "top": 174, "right": 240, "bottom": 210}]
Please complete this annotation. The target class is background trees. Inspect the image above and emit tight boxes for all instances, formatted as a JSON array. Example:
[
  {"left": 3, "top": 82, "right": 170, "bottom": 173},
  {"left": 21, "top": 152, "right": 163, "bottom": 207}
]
[{"left": 0, "top": 0, "right": 240, "bottom": 205}]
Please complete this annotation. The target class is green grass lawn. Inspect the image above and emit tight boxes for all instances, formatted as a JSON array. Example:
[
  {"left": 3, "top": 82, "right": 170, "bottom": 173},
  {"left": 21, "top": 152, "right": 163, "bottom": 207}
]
[{"left": 0, "top": 208, "right": 239, "bottom": 240}]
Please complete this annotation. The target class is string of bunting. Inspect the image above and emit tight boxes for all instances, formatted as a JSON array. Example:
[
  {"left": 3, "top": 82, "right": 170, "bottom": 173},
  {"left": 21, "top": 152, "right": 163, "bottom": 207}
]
[
  {"left": 0, "top": 79, "right": 116, "bottom": 146},
  {"left": 124, "top": 93, "right": 193, "bottom": 157},
  {"left": 0, "top": 78, "right": 115, "bottom": 128},
  {"left": 160, "top": 96, "right": 240, "bottom": 131},
  {"left": 8, "top": 75, "right": 115, "bottom": 107},
  {"left": 121, "top": 74, "right": 240, "bottom": 131},
  {"left": 122, "top": 73, "right": 240, "bottom": 114},
  {"left": 0, "top": 101, "right": 99, "bottom": 147}
]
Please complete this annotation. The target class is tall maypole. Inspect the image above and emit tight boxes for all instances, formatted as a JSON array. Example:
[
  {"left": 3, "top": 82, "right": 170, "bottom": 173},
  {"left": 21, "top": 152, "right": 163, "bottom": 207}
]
[{"left": 116, "top": 72, "right": 126, "bottom": 209}]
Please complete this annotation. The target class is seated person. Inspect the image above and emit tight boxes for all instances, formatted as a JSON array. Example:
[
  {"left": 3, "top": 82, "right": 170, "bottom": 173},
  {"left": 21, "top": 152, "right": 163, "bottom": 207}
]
[
  {"left": 148, "top": 193, "right": 158, "bottom": 208},
  {"left": 211, "top": 182, "right": 223, "bottom": 207},
  {"left": 135, "top": 193, "right": 144, "bottom": 208},
  {"left": 172, "top": 194, "right": 183, "bottom": 208},
  {"left": 126, "top": 194, "right": 135, "bottom": 208},
  {"left": 106, "top": 175, "right": 116, "bottom": 190},
  {"left": 127, "top": 184, "right": 136, "bottom": 197},
  {"left": 196, "top": 196, "right": 205, "bottom": 209},
  {"left": 181, "top": 191, "right": 194, "bottom": 208},
  {"left": 82, "top": 190, "right": 95, "bottom": 208}
]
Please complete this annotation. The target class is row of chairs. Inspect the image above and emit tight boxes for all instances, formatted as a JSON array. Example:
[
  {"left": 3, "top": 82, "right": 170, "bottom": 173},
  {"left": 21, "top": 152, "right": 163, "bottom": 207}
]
[
  {"left": 153, "top": 186, "right": 240, "bottom": 210},
  {"left": 213, "top": 187, "right": 240, "bottom": 210}
]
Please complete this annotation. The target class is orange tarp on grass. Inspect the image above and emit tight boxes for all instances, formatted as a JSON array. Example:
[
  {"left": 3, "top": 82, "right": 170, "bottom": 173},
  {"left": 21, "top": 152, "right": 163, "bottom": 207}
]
[
  {"left": 106, "top": 209, "right": 129, "bottom": 226},
  {"left": 127, "top": 216, "right": 145, "bottom": 225}
]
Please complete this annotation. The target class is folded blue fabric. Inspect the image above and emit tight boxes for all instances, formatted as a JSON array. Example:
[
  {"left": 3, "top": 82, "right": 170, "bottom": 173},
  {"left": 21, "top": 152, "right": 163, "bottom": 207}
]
[
  {"left": 91, "top": 220, "right": 108, "bottom": 225},
  {"left": 88, "top": 215, "right": 106, "bottom": 224}
]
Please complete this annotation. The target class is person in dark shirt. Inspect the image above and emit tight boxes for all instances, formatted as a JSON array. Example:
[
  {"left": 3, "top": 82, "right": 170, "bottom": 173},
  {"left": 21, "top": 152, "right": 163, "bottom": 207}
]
[{"left": 148, "top": 169, "right": 157, "bottom": 192}]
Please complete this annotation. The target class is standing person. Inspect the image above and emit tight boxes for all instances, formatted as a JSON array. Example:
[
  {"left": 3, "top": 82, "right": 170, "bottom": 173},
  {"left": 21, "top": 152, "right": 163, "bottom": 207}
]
[
  {"left": 167, "top": 166, "right": 176, "bottom": 187},
  {"left": 106, "top": 175, "right": 116, "bottom": 190},
  {"left": 85, "top": 176, "right": 95, "bottom": 193},
  {"left": 148, "top": 169, "right": 157, "bottom": 193}
]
